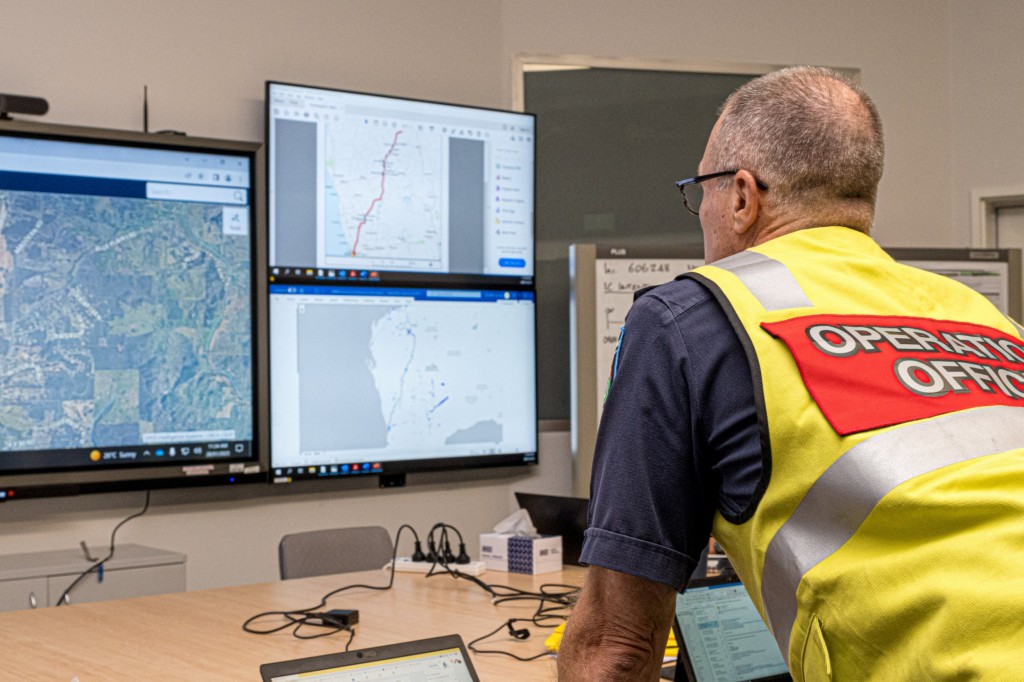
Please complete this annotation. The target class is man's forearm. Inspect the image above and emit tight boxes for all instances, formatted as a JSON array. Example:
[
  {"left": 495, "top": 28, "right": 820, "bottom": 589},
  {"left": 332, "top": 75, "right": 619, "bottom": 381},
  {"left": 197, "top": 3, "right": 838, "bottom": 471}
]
[
  {"left": 557, "top": 566, "right": 676, "bottom": 681},
  {"left": 558, "top": 618, "right": 668, "bottom": 680}
]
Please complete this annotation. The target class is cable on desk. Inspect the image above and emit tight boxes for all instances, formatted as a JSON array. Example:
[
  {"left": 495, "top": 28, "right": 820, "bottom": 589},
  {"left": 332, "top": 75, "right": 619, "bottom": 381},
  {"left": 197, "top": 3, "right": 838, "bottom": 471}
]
[
  {"left": 466, "top": 617, "right": 556, "bottom": 662},
  {"left": 418, "top": 523, "right": 581, "bottom": 663},
  {"left": 55, "top": 490, "right": 151, "bottom": 607},
  {"left": 241, "top": 523, "right": 419, "bottom": 642},
  {"left": 465, "top": 586, "right": 577, "bottom": 661},
  {"left": 420, "top": 524, "right": 580, "bottom": 611},
  {"left": 244, "top": 520, "right": 582, "bottom": 660}
]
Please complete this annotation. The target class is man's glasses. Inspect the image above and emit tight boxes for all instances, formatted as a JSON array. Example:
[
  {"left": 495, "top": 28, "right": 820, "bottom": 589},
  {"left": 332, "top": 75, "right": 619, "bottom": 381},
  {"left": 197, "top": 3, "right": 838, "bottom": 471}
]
[{"left": 675, "top": 170, "right": 769, "bottom": 216}]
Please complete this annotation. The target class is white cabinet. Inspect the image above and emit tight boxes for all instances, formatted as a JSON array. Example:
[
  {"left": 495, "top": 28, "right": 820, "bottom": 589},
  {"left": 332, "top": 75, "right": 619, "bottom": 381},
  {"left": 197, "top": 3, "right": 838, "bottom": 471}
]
[
  {"left": 0, "top": 576, "right": 47, "bottom": 611},
  {"left": 0, "top": 544, "right": 186, "bottom": 611}
]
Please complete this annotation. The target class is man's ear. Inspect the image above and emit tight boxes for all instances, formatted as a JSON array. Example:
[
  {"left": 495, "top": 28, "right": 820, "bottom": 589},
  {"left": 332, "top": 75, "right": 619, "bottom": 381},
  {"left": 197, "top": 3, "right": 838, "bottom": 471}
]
[{"left": 730, "top": 170, "right": 760, "bottom": 236}]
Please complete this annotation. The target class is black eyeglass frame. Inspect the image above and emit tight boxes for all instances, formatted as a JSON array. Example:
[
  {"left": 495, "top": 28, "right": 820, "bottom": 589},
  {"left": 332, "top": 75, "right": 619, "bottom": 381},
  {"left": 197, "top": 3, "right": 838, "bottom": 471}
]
[{"left": 675, "top": 170, "right": 769, "bottom": 216}]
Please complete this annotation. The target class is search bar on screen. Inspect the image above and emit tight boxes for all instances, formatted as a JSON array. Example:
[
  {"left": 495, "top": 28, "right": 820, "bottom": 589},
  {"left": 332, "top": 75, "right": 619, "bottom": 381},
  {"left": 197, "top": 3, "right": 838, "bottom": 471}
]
[{"left": 146, "top": 183, "right": 248, "bottom": 204}]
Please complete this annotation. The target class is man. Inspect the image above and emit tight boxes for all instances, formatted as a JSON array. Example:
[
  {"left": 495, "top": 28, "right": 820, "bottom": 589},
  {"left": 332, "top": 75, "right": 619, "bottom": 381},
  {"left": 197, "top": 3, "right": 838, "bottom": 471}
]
[{"left": 558, "top": 66, "right": 1024, "bottom": 681}]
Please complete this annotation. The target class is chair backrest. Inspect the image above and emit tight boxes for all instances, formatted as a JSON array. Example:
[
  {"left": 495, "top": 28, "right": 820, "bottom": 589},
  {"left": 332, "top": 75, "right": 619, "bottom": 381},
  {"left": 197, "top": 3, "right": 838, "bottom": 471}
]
[{"left": 278, "top": 526, "right": 393, "bottom": 580}]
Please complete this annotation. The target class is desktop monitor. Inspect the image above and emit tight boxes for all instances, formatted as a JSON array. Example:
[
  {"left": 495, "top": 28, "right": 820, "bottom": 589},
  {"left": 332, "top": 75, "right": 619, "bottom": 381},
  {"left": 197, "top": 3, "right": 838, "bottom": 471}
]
[
  {"left": 266, "top": 81, "right": 535, "bottom": 284},
  {"left": 0, "top": 120, "right": 263, "bottom": 498},
  {"left": 514, "top": 491, "right": 588, "bottom": 565},
  {"left": 268, "top": 284, "right": 537, "bottom": 483}
]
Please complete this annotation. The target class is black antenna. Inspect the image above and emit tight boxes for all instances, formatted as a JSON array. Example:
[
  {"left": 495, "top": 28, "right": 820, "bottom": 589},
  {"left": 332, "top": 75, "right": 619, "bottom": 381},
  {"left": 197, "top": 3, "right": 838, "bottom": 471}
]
[
  {"left": 143, "top": 85, "right": 149, "bottom": 133},
  {"left": 0, "top": 93, "right": 49, "bottom": 120}
]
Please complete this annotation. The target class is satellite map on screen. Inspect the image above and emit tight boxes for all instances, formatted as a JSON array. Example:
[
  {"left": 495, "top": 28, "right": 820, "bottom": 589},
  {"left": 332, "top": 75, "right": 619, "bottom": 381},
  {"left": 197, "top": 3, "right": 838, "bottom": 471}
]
[{"left": 0, "top": 191, "right": 253, "bottom": 452}]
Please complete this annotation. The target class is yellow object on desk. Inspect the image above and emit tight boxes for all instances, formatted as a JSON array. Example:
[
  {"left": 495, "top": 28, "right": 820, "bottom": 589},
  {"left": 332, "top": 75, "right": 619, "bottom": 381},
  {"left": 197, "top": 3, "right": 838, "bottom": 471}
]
[{"left": 544, "top": 621, "right": 679, "bottom": 657}]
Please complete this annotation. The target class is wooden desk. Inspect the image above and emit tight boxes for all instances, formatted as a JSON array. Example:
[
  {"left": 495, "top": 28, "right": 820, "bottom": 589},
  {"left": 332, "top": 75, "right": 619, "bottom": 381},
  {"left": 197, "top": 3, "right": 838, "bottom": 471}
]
[{"left": 0, "top": 565, "right": 587, "bottom": 681}]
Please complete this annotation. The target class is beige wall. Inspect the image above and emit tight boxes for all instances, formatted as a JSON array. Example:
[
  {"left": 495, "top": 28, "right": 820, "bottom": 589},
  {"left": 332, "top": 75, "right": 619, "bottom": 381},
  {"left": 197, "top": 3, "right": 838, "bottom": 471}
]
[
  {"left": 499, "top": 0, "right": 955, "bottom": 247},
  {"left": 1, "top": 0, "right": 1018, "bottom": 590},
  {"left": 0, "top": 0, "right": 506, "bottom": 138},
  {"left": 1, "top": 431, "right": 572, "bottom": 590},
  {"left": 948, "top": 0, "right": 1024, "bottom": 241}
]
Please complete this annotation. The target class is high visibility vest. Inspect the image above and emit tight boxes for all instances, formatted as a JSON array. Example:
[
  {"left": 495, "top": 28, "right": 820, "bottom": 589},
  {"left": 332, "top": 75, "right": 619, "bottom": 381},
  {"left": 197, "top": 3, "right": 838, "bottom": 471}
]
[{"left": 686, "top": 226, "right": 1024, "bottom": 681}]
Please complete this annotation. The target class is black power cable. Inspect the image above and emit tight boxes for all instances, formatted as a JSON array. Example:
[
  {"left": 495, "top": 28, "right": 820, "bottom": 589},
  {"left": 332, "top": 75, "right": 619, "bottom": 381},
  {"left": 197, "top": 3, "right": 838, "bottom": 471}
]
[
  {"left": 242, "top": 523, "right": 420, "bottom": 645},
  {"left": 244, "top": 520, "right": 582, "bottom": 662},
  {"left": 466, "top": 617, "right": 555, "bottom": 662},
  {"left": 417, "top": 523, "right": 581, "bottom": 662},
  {"left": 55, "top": 490, "right": 151, "bottom": 607},
  {"left": 464, "top": 583, "right": 578, "bottom": 660}
]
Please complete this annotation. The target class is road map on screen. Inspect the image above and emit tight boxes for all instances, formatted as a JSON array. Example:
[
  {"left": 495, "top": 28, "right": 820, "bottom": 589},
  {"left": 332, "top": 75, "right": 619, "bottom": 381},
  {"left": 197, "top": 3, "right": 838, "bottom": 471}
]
[{"left": 323, "top": 124, "right": 444, "bottom": 266}]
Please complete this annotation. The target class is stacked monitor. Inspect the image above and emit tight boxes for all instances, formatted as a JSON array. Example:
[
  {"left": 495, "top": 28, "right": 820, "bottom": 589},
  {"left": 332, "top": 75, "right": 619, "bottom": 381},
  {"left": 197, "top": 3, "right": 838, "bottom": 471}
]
[
  {"left": 0, "top": 83, "right": 537, "bottom": 499},
  {"left": 0, "top": 121, "right": 262, "bottom": 498},
  {"left": 265, "top": 82, "right": 538, "bottom": 484}
]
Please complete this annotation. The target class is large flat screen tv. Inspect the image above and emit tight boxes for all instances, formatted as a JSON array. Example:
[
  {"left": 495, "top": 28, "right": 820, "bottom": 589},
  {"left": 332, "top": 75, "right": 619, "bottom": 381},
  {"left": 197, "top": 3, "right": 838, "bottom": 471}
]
[
  {"left": 0, "top": 120, "right": 263, "bottom": 499},
  {"left": 266, "top": 81, "right": 535, "bottom": 286},
  {"left": 268, "top": 284, "right": 537, "bottom": 483},
  {"left": 265, "top": 82, "right": 537, "bottom": 485}
]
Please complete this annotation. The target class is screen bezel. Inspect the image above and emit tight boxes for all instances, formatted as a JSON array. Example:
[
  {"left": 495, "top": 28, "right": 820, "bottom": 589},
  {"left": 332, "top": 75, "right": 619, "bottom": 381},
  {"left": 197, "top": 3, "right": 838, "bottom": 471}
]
[
  {"left": 259, "top": 633, "right": 480, "bottom": 681},
  {"left": 0, "top": 119, "right": 266, "bottom": 499}
]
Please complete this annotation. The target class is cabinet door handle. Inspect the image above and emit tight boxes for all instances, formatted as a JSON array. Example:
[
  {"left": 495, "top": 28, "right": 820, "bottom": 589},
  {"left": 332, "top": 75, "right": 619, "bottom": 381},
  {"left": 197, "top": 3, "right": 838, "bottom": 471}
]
[{"left": 29, "top": 592, "right": 37, "bottom": 609}]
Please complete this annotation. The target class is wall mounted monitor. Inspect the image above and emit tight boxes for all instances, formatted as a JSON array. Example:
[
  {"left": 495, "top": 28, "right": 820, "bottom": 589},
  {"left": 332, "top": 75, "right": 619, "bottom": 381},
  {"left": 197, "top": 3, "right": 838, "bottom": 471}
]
[
  {"left": 269, "top": 284, "right": 537, "bottom": 482},
  {"left": 0, "top": 120, "right": 262, "bottom": 499},
  {"left": 266, "top": 81, "right": 535, "bottom": 285}
]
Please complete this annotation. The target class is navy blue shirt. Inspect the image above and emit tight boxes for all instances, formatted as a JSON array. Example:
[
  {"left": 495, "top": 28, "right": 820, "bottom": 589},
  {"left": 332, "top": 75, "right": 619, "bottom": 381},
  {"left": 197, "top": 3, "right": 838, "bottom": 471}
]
[{"left": 579, "top": 276, "right": 763, "bottom": 590}]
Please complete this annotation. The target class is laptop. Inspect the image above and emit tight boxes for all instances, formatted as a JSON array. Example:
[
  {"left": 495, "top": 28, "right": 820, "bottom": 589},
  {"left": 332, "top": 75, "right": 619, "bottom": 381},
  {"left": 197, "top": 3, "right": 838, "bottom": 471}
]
[
  {"left": 514, "top": 491, "right": 589, "bottom": 565},
  {"left": 663, "top": 575, "right": 791, "bottom": 682},
  {"left": 259, "top": 634, "right": 479, "bottom": 682}
]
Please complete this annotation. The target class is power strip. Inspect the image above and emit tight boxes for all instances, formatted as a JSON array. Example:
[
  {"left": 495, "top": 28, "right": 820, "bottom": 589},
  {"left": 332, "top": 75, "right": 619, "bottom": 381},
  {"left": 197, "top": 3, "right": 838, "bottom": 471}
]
[{"left": 389, "top": 557, "right": 487, "bottom": 576}]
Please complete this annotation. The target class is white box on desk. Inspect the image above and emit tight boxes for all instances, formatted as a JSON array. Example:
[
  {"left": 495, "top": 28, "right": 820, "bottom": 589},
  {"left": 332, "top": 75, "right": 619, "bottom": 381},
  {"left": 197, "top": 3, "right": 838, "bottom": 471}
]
[{"left": 479, "top": 533, "right": 563, "bottom": 575}]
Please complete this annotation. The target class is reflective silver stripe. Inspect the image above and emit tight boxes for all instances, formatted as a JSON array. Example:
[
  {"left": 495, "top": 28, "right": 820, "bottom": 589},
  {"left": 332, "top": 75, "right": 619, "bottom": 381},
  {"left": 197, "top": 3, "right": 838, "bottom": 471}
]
[
  {"left": 761, "top": 405, "right": 1024, "bottom": 657},
  {"left": 1010, "top": 317, "right": 1024, "bottom": 338},
  {"left": 712, "top": 250, "right": 813, "bottom": 311}
]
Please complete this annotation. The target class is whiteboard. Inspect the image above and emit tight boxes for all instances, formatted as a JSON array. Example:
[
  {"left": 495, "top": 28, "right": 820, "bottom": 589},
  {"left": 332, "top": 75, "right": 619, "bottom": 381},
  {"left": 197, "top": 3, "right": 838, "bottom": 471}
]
[
  {"left": 888, "top": 248, "right": 1022, "bottom": 320},
  {"left": 569, "top": 242, "right": 704, "bottom": 497}
]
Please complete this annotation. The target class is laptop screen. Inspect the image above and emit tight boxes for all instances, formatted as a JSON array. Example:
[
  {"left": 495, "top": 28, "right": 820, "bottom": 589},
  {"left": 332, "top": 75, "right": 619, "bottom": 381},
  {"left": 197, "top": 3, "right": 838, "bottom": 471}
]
[
  {"left": 674, "top": 579, "right": 790, "bottom": 682},
  {"left": 514, "top": 492, "right": 589, "bottom": 565},
  {"left": 261, "top": 635, "right": 478, "bottom": 682}
]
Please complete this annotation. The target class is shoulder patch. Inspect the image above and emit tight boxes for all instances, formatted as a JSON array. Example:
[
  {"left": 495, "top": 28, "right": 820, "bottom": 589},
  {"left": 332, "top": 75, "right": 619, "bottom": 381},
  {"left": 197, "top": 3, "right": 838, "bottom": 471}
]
[{"left": 763, "top": 314, "right": 1024, "bottom": 435}]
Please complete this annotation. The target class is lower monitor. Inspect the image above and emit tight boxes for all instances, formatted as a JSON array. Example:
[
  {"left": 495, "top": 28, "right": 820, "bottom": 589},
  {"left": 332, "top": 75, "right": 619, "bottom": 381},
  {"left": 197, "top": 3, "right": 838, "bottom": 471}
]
[{"left": 269, "top": 284, "right": 537, "bottom": 481}]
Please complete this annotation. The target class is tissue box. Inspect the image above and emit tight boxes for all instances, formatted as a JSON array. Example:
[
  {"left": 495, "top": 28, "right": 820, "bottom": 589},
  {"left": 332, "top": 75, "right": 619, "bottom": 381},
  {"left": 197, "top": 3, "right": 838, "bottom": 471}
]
[{"left": 479, "top": 533, "right": 563, "bottom": 574}]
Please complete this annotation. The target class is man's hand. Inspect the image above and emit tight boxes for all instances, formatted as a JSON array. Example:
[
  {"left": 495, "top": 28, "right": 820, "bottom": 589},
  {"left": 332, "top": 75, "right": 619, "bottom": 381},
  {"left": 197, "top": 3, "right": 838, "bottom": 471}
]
[{"left": 557, "top": 566, "right": 676, "bottom": 681}]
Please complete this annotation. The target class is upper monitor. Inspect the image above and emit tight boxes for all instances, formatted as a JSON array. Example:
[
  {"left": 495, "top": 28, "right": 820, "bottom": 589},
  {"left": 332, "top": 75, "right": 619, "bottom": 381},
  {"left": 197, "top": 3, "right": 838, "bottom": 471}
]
[
  {"left": 0, "top": 120, "right": 262, "bottom": 498},
  {"left": 266, "top": 81, "right": 535, "bottom": 282}
]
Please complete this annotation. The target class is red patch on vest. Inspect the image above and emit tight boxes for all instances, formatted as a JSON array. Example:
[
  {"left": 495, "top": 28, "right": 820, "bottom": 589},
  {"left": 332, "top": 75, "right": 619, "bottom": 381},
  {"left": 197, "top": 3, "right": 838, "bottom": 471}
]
[{"left": 761, "top": 314, "right": 1024, "bottom": 435}]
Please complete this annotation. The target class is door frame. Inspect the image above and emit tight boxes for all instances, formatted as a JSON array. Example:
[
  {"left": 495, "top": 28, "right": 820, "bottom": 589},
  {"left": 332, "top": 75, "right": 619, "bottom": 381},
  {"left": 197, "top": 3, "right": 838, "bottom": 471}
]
[{"left": 971, "top": 185, "right": 1024, "bottom": 247}]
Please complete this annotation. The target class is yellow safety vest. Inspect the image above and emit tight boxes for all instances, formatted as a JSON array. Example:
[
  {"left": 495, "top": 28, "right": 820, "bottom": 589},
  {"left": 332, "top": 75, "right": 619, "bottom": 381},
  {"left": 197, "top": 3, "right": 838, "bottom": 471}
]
[{"left": 686, "top": 227, "right": 1024, "bottom": 681}]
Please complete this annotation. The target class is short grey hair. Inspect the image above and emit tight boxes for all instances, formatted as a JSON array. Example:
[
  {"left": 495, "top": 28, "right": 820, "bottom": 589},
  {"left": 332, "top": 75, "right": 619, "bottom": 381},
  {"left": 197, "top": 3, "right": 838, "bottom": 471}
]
[{"left": 707, "top": 66, "right": 884, "bottom": 228}]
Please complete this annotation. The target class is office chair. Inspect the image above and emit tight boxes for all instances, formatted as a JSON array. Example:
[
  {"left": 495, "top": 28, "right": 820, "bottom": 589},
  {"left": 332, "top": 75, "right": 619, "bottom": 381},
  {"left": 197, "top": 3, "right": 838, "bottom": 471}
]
[{"left": 278, "top": 525, "right": 393, "bottom": 580}]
